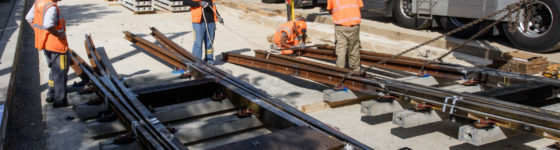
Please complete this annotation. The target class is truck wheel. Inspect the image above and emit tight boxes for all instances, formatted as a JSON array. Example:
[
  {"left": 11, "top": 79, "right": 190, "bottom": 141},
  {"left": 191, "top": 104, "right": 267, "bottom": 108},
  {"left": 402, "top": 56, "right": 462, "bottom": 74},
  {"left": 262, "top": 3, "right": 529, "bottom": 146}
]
[
  {"left": 393, "top": 0, "right": 430, "bottom": 29},
  {"left": 502, "top": 0, "right": 560, "bottom": 53},
  {"left": 438, "top": 17, "right": 486, "bottom": 38}
]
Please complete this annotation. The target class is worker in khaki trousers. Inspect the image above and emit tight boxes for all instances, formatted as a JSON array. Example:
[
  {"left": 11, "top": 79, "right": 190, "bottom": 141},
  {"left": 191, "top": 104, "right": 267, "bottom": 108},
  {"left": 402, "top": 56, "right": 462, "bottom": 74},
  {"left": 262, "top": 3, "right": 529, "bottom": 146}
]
[
  {"left": 327, "top": 0, "right": 363, "bottom": 72},
  {"left": 26, "top": 0, "right": 69, "bottom": 108}
]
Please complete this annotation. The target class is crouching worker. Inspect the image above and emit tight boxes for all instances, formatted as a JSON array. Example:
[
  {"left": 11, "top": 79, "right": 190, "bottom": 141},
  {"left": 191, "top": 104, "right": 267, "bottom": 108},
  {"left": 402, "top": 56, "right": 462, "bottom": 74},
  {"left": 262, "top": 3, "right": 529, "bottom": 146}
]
[{"left": 272, "top": 18, "right": 307, "bottom": 55}]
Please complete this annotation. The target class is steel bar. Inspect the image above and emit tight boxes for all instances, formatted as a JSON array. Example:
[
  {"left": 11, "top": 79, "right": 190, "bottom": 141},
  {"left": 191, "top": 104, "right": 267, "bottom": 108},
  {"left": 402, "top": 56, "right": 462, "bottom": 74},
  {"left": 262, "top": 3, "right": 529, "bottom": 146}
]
[
  {"left": 222, "top": 52, "right": 560, "bottom": 140},
  {"left": 130, "top": 28, "right": 374, "bottom": 150}
]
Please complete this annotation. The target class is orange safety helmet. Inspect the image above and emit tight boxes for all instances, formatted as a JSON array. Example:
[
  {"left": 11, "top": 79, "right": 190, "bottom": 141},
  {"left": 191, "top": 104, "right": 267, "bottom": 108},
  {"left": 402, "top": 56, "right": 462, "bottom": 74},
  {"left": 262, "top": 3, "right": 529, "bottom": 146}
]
[{"left": 294, "top": 19, "right": 307, "bottom": 36}]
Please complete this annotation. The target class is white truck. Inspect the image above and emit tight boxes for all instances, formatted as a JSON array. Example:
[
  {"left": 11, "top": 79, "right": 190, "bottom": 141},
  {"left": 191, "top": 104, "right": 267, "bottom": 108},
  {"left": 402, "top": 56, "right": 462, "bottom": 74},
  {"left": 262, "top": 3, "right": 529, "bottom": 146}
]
[
  {"left": 264, "top": 0, "right": 559, "bottom": 53},
  {"left": 370, "top": 0, "right": 559, "bottom": 53}
]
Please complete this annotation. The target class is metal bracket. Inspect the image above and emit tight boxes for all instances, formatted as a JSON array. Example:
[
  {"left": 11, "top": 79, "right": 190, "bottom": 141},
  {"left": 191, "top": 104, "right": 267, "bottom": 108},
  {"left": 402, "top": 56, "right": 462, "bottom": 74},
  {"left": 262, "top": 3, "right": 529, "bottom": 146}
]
[{"left": 442, "top": 96, "right": 462, "bottom": 114}]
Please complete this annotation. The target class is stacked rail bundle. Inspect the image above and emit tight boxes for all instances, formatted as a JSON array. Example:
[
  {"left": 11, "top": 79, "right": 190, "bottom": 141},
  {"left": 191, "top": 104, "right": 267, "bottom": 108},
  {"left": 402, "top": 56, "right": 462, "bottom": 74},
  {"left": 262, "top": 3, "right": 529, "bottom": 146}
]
[
  {"left": 153, "top": 0, "right": 189, "bottom": 12},
  {"left": 118, "top": 0, "right": 154, "bottom": 14}
]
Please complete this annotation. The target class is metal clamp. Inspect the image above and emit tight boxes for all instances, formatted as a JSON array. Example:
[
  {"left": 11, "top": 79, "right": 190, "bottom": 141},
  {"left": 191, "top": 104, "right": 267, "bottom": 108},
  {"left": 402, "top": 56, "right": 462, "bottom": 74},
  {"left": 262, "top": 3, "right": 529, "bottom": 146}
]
[
  {"left": 442, "top": 96, "right": 462, "bottom": 114},
  {"left": 131, "top": 121, "right": 140, "bottom": 138}
]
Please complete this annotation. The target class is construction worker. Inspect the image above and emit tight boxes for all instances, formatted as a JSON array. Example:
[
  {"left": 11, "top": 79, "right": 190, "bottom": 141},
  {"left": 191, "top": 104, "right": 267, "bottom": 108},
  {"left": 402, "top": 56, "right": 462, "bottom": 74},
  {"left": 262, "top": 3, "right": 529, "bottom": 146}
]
[
  {"left": 272, "top": 19, "right": 307, "bottom": 55},
  {"left": 327, "top": 0, "right": 363, "bottom": 72},
  {"left": 183, "top": 0, "right": 223, "bottom": 64},
  {"left": 25, "top": 0, "right": 69, "bottom": 107}
]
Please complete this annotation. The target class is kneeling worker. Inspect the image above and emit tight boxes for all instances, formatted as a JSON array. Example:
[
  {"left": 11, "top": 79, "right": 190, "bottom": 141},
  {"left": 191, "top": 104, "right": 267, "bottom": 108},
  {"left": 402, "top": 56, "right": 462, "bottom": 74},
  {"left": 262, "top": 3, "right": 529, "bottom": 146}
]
[{"left": 272, "top": 19, "right": 307, "bottom": 55}]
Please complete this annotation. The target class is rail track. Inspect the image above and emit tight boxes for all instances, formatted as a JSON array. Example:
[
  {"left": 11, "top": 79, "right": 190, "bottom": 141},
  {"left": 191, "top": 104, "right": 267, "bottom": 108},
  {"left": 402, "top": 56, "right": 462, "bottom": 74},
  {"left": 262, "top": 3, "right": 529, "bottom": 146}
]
[
  {"left": 68, "top": 29, "right": 372, "bottom": 149},
  {"left": 221, "top": 46, "right": 560, "bottom": 144}
]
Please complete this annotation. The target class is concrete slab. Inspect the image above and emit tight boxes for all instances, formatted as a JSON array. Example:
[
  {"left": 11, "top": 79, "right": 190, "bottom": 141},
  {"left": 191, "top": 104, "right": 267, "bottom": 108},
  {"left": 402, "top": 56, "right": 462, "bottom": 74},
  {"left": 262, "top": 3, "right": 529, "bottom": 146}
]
[
  {"left": 86, "top": 120, "right": 127, "bottom": 138},
  {"left": 67, "top": 92, "right": 98, "bottom": 105},
  {"left": 323, "top": 89, "right": 370, "bottom": 103},
  {"left": 440, "top": 84, "right": 483, "bottom": 93},
  {"left": 172, "top": 115, "right": 263, "bottom": 144},
  {"left": 361, "top": 100, "right": 404, "bottom": 116},
  {"left": 75, "top": 103, "right": 108, "bottom": 120},
  {"left": 458, "top": 125, "right": 507, "bottom": 146},
  {"left": 396, "top": 76, "right": 439, "bottom": 86},
  {"left": 392, "top": 109, "right": 443, "bottom": 128},
  {"left": 153, "top": 98, "right": 235, "bottom": 123}
]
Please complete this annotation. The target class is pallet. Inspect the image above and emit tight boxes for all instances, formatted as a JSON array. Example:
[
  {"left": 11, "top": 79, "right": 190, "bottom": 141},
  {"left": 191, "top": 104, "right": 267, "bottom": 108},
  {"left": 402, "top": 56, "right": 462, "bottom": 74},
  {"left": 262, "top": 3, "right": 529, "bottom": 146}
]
[
  {"left": 118, "top": 0, "right": 155, "bottom": 14},
  {"left": 153, "top": 0, "right": 189, "bottom": 12},
  {"left": 490, "top": 51, "right": 548, "bottom": 74}
]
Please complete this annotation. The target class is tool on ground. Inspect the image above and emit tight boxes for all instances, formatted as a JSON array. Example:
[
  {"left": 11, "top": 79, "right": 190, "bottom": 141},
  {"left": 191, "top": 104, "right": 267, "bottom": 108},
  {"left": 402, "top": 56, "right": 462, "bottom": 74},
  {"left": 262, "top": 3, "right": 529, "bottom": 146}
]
[{"left": 543, "top": 64, "right": 560, "bottom": 79}]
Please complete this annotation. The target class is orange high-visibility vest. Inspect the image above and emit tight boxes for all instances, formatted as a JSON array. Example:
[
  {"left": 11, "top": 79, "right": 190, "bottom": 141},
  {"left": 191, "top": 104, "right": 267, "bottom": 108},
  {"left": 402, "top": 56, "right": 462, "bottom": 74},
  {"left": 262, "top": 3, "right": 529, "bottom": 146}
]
[
  {"left": 327, "top": 0, "right": 363, "bottom": 26},
  {"left": 273, "top": 21, "right": 299, "bottom": 49},
  {"left": 191, "top": 0, "right": 218, "bottom": 23},
  {"left": 32, "top": 0, "right": 68, "bottom": 53}
]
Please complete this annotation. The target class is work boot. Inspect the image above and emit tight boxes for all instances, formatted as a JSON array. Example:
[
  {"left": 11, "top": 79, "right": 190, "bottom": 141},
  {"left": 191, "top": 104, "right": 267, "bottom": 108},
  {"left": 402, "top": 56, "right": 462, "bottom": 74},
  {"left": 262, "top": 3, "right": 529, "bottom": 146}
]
[{"left": 45, "top": 97, "right": 54, "bottom": 103}]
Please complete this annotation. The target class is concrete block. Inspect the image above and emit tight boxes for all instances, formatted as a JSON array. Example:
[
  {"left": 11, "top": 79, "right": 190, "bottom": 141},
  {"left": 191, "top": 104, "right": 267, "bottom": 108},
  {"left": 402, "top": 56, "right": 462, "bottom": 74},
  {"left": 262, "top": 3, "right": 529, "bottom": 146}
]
[
  {"left": 173, "top": 115, "right": 263, "bottom": 144},
  {"left": 440, "top": 84, "right": 483, "bottom": 93},
  {"left": 396, "top": 76, "right": 439, "bottom": 86},
  {"left": 100, "top": 140, "right": 143, "bottom": 150},
  {"left": 541, "top": 103, "right": 560, "bottom": 113},
  {"left": 323, "top": 89, "right": 369, "bottom": 103},
  {"left": 153, "top": 98, "right": 235, "bottom": 123},
  {"left": 74, "top": 103, "right": 108, "bottom": 120},
  {"left": 458, "top": 125, "right": 507, "bottom": 146},
  {"left": 361, "top": 100, "right": 404, "bottom": 116},
  {"left": 87, "top": 121, "right": 126, "bottom": 138},
  {"left": 392, "top": 109, "right": 442, "bottom": 128}
]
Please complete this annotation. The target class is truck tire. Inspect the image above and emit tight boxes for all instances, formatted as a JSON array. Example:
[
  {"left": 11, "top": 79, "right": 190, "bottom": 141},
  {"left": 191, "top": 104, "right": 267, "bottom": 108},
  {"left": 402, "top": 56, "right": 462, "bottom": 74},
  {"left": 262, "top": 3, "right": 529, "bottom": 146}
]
[
  {"left": 502, "top": 0, "right": 560, "bottom": 53},
  {"left": 438, "top": 17, "right": 486, "bottom": 39},
  {"left": 393, "top": 0, "right": 430, "bottom": 29}
]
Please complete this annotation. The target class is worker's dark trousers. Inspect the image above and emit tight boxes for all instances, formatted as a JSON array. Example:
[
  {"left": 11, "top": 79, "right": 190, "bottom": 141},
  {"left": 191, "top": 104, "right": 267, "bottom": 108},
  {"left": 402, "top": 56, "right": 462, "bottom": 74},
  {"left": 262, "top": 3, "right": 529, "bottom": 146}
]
[{"left": 43, "top": 50, "right": 68, "bottom": 104}]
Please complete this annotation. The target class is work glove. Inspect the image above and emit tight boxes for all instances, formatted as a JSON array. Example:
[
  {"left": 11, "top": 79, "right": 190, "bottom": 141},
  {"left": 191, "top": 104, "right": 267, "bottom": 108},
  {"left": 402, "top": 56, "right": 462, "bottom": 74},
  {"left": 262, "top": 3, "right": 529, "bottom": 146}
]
[
  {"left": 200, "top": 1, "right": 209, "bottom": 8},
  {"left": 218, "top": 16, "right": 224, "bottom": 24}
]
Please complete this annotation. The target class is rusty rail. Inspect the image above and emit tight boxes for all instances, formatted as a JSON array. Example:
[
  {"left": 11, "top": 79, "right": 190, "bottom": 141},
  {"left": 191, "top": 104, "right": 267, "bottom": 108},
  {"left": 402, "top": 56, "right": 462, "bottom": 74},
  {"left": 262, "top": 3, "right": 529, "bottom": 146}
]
[
  {"left": 299, "top": 48, "right": 466, "bottom": 79},
  {"left": 222, "top": 52, "right": 560, "bottom": 140}
]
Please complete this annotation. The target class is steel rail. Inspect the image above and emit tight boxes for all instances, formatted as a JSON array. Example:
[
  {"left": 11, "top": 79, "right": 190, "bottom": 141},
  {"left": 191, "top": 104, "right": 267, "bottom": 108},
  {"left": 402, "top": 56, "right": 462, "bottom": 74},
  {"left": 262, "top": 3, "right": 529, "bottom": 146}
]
[
  {"left": 123, "top": 31, "right": 187, "bottom": 69},
  {"left": 299, "top": 48, "right": 465, "bottom": 79},
  {"left": 84, "top": 35, "right": 186, "bottom": 149},
  {"left": 69, "top": 52, "right": 168, "bottom": 149},
  {"left": 300, "top": 48, "right": 560, "bottom": 87},
  {"left": 127, "top": 28, "right": 375, "bottom": 150},
  {"left": 222, "top": 52, "right": 560, "bottom": 140},
  {"left": 150, "top": 27, "right": 199, "bottom": 63}
]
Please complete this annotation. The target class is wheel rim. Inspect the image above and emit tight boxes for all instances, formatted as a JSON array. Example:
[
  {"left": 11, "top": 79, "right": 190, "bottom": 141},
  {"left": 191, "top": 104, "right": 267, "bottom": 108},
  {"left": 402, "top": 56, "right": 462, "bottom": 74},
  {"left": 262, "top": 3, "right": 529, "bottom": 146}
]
[
  {"left": 517, "top": 1, "right": 554, "bottom": 38},
  {"left": 400, "top": 0, "right": 415, "bottom": 19},
  {"left": 449, "top": 17, "right": 472, "bottom": 27}
]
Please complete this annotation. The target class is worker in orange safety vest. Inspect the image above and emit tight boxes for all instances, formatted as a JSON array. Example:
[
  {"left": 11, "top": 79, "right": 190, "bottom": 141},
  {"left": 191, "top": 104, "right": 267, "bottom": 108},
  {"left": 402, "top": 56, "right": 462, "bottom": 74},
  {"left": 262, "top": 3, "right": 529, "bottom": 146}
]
[
  {"left": 183, "top": 0, "right": 223, "bottom": 64},
  {"left": 272, "top": 19, "right": 307, "bottom": 55},
  {"left": 327, "top": 0, "right": 363, "bottom": 72},
  {"left": 26, "top": 0, "right": 69, "bottom": 108}
]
